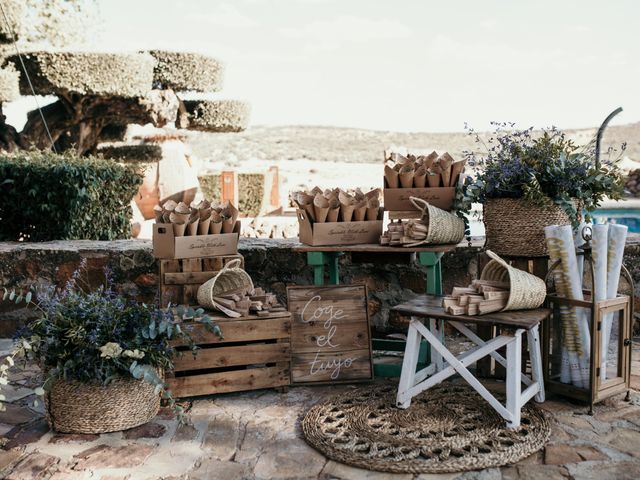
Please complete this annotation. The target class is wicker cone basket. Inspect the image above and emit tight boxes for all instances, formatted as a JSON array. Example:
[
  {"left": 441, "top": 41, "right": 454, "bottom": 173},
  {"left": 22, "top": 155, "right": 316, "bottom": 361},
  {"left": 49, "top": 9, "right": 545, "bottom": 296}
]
[
  {"left": 196, "top": 259, "right": 254, "bottom": 317},
  {"left": 484, "top": 198, "right": 579, "bottom": 257},
  {"left": 480, "top": 250, "right": 546, "bottom": 311},
  {"left": 409, "top": 197, "right": 465, "bottom": 245},
  {"left": 45, "top": 376, "right": 160, "bottom": 434}
]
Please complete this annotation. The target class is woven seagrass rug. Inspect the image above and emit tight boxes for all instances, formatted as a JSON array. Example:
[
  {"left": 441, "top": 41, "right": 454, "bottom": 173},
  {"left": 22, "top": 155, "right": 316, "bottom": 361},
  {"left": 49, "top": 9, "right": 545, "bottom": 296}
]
[{"left": 302, "top": 383, "right": 550, "bottom": 473}]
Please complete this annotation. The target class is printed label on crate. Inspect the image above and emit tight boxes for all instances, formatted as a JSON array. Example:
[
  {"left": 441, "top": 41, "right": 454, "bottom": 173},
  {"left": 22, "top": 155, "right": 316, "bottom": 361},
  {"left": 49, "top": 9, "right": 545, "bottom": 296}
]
[{"left": 287, "top": 285, "right": 373, "bottom": 384}]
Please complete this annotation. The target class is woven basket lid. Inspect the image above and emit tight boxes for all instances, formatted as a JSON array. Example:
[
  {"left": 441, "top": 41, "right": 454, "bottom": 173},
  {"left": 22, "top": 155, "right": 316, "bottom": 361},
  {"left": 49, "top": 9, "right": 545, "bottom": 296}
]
[
  {"left": 480, "top": 250, "right": 546, "bottom": 311},
  {"left": 196, "top": 259, "right": 254, "bottom": 317}
]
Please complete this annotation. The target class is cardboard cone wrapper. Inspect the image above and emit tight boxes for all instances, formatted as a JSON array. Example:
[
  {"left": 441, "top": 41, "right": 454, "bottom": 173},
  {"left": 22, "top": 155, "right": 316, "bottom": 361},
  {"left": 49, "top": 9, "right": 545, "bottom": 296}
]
[
  {"left": 192, "top": 199, "right": 211, "bottom": 211},
  {"left": 366, "top": 198, "right": 380, "bottom": 221},
  {"left": 313, "top": 193, "right": 330, "bottom": 223},
  {"left": 449, "top": 159, "right": 466, "bottom": 187},
  {"left": 310, "top": 186, "right": 323, "bottom": 196},
  {"left": 354, "top": 200, "right": 367, "bottom": 221},
  {"left": 210, "top": 211, "right": 223, "bottom": 234},
  {"left": 327, "top": 197, "right": 340, "bottom": 222},
  {"left": 399, "top": 165, "right": 415, "bottom": 188},
  {"left": 198, "top": 209, "right": 212, "bottom": 235},
  {"left": 384, "top": 165, "right": 399, "bottom": 188},
  {"left": 427, "top": 171, "right": 441, "bottom": 188},
  {"left": 438, "top": 153, "right": 454, "bottom": 188},
  {"left": 220, "top": 201, "right": 239, "bottom": 233},
  {"left": 172, "top": 202, "right": 191, "bottom": 224},
  {"left": 423, "top": 151, "right": 438, "bottom": 170},
  {"left": 170, "top": 212, "right": 187, "bottom": 237},
  {"left": 339, "top": 192, "right": 356, "bottom": 222},
  {"left": 296, "top": 192, "right": 316, "bottom": 221},
  {"left": 162, "top": 199, "right": 177, "bottom": 213},
  {"left": 365, "top": 188, "right": 381, "bottom": 201},
  {"left": 187, "top": 213, "right": 199, "bottom": 236},
  {"left": 153, "top": 205, "right": 163, "bottom": 223},
  {"left": 414, "top": 166, "right": 427, "bottom": 188}
]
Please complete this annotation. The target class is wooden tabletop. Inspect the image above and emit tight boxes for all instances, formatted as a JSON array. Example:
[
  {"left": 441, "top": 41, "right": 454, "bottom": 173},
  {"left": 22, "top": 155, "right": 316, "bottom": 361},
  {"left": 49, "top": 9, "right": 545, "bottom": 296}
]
[
  {"left": 392, "top": 295, "right": 550, "bottom": 329},
  {"left": 291, "top": 243, "right": 458, "bottom": 253}
]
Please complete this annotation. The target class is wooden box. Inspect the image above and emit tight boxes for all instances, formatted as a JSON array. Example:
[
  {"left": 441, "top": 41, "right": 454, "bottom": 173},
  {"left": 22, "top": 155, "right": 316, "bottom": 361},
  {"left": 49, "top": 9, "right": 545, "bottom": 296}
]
[
  {"left": 296, "top": 208, "right": 383, "bottom": 246},
  {"left": 167, "top": 311, "right": 292, "bottom": 398},
  {"left": 159, "top": 254, "right": 244, "bottom": 308},
  {"left": 153, "top": 221, "right": 240, "bottom": 259},
  {"left": 383, "top": 185, "right": 455, "bottom": 218}
]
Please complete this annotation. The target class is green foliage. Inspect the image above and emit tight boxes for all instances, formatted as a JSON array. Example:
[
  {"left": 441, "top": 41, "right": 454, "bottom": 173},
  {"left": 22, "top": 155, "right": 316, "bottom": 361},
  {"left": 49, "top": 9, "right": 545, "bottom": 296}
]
[
  {"left": 0, "top": 150, "right": 142, "bottom": 241},
  {"left": 198, "top": 173, "right": 265, "bottom": 216},
  {"left": 461, "top": 123, "right": 626, "bottom": 227},
  {"left": 0, "top": 263, "right": 222, "bottom": 421}
]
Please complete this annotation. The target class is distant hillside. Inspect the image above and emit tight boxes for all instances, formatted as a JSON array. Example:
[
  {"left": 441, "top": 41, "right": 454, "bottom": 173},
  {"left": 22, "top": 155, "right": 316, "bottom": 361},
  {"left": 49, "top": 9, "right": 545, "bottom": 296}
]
[{"left": 187, "top": 123, "right": 640, "bottom": 167}]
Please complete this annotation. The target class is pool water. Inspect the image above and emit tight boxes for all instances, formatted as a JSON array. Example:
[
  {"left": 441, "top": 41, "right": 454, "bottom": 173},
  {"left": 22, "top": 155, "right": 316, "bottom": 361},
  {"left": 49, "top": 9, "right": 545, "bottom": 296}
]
[{"left": 592, "top": 209, "right": 640, "bottom": 233}]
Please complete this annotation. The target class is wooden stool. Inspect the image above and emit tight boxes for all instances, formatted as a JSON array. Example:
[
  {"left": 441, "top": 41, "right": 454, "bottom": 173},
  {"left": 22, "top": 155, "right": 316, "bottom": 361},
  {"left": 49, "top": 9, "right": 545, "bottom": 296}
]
[{"left": 393, "top": 295, "right": 549, "bottom": 428}]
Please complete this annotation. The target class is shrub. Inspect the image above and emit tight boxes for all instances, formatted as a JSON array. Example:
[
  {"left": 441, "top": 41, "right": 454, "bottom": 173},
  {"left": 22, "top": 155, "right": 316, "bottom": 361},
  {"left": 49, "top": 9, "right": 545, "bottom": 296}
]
[
  {"left": 0, "top": 151, "right": 142, "bottom": 241},
  {"left": 198, "top": 173, "right": 265, "bottom": 216}
]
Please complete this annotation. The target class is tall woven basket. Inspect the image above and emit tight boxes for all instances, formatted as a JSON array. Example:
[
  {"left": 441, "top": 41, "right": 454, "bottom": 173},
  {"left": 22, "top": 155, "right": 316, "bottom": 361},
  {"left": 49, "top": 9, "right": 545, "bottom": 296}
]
[
  {"left": 197, "top": 259, "right": 254, "bottom": 317},
  {"left": 409, "top": 197, "right": 465, "bottom": 245},
  {"left": 480, "top": 250, "right": 546, "bottom": 312},
  {"left": 483, "top": 198, "right": 579, "bottom": 257},
  {"left": 45, "top": 376, "right": 160, "bottom": 434}
]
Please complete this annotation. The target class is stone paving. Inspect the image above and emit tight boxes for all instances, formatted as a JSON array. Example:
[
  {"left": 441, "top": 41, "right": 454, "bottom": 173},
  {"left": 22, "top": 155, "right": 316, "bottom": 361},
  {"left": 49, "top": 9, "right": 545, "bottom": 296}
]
[{"left": 0, "top": 339, "right": 639, "bottom": 480}]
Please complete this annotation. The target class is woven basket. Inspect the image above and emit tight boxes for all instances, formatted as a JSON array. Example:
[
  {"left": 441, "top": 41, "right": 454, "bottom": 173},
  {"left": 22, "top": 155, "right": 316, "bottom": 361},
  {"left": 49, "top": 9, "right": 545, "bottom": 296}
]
[
  {"left": 196, "top": 259, "right": 254, "bottom": 316},
  {"left": 409, "top": 197, "right": 465, "bottom": 245},
  {"left": 484, "top": 198, "right": 579, "bottom": 257},
  {"left": 480, "top": 250, "right": 546, "bottom": 312},
  {"left": 45, "top": 375, "right": 160, "bottom": 434}
]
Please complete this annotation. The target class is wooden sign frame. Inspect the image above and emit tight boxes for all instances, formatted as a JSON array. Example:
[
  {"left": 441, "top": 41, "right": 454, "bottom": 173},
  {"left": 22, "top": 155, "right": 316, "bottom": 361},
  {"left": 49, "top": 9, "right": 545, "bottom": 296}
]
[{"left": 286, "top": 284, "right": 373, "bottom": 385}]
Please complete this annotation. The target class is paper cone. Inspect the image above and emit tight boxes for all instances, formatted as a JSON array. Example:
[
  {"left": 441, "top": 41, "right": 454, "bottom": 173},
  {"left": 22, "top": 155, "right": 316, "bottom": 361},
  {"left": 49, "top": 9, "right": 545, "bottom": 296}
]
[
  {"left": 353, "top": 188, "right": 365, "bottom": 202},
  {"left": 296, "top": 192, "right": 316, "bottom": 221},
  {"left": 326, "top": 198, "right": 340, "bottom": 222},
  {"left": 390, "top": 152, "right": 408, "bottom": 164},
  {"left": 384, "top": 165, "right": 399, "bottom": 188},
  {"left": 220, "top": 201, "right": 239, "bottom": 233},
  {"left": 427, "top": 172, "right": 441, "bottom": 187},
  {"left": 187, "top": 214, "right": 199, "bottom": 236},
  {"left": 424, "top": 151, "right": 438, "bottom": 169},
  {"left": 169, "top": 212, "right": 187, "bottom": 237},
  {"left": 366, "top": 198, "right": 380, "bottom": 220},
  {"left": 153, "top": 205, "right": 163, "bottom": 223},
  {"left": 354, "top": 201, "right": 367, "bottom": 221},
  {"left": 198, "top": 216, "right": 211, "bottom": 235},
  {"left": 172, "top": 203, "right": 190, "bottom": 224},
  {"left": 313, "top": 193, "right": 330, "bottom": 223},
  {"left": 365, "top": 188, "right": 381, "bottom": 200},
  {"left": 438, "top": 153, "right": 454, "bottom": 187},
  {"left": 449, "top": 159, "right": 466, "bottom": 187},
  {"left": 310, "top": 186, "right": 323, "bottom": 196},
  {"left": 399, "top": 165, "right": 415, "bottom": 188},
  {"left": 340, "top": 203, "right": 355, "bottom": 222},
  {"left": 414, "top": 166, "right": 427, "bottom": 188},
  {"left": 162, "top": 199, "right": 177, "bottom": 213}
]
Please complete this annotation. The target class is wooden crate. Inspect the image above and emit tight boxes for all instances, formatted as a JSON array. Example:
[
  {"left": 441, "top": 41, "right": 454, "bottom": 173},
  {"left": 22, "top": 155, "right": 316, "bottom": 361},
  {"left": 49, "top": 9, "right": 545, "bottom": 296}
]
[
  {"left": 167, "top": 311, "right": 291, "bottom": 398},
  {"left": 159, "top": 254, "right": 244, "bottom": 307}
]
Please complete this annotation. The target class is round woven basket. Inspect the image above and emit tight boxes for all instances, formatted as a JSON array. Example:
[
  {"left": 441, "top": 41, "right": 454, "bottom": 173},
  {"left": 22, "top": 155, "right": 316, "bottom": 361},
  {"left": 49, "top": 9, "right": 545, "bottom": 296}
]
[
  {"left": 480, "top": 250, "right": 546, "bottom": 312},
  {"left": 45, "top": 376, "right": 160, "bottom": 434},
  {"left": 484, "top": 198, "right": 579, "bottom": 257},
  {"left": 409, "top": 197, "right": 465, "bottom": 245},
  {"left": 197, "top": 259, "right": 254, "bottom": 316}
]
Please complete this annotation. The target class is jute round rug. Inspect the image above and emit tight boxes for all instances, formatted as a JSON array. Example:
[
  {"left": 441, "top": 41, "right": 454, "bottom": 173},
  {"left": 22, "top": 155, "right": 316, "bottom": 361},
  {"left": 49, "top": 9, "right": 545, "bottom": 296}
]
[{"left": 302, "top": 383, "right": 550, "bottom": 473}]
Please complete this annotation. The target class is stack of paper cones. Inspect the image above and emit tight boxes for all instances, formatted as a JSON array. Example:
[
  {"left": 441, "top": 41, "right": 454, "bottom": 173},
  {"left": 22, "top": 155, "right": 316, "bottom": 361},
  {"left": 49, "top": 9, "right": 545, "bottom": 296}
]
[
  {"left": 384, "top": 150, "right": 465, "bottom": 188},
  {"left": 292, "top": 187, "right": 381, "bottom": 223},
  {"left": 155, "top": 198, "right": 240, "bottom": 237}
]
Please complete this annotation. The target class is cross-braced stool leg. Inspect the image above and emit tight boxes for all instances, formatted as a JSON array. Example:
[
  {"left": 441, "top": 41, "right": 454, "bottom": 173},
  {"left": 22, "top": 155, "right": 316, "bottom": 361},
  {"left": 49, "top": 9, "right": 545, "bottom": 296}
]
[
  {"left": 396, "top": 317, "right": 422, "bottom": 408},
  {"left": 527, "top": 325, "right": 545, "bottom": 402},
  {"left": 506, "top": 331, "right": 523, "bottom": 428},
  {"left": 429, "top": 318, "right": 444, "bottom": 373}
]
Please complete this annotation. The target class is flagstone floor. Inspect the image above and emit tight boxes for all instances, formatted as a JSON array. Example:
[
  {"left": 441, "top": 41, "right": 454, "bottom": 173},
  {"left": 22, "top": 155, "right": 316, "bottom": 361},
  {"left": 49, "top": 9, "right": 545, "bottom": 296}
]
[{"left": 0, "top": 339, "right": 639, "bottom": 480}]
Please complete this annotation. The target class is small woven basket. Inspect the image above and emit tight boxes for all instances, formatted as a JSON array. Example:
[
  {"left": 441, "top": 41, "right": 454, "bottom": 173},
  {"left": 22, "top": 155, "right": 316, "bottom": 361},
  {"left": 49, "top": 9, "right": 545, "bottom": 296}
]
[
  {"left": 484, "top": 198, "right": 579, "bottom": 257},
  {"left": 45, "top": 375, "right": 160, "bottom": 434},
  {"left": 196, "top": 259, "right": 254, "bottom": 316},
  {"left": 480, "top": 250, "right": 547, "bottom": 312},
  {"left": 409, "top": 197, "right": 465, "bottom": 245}
]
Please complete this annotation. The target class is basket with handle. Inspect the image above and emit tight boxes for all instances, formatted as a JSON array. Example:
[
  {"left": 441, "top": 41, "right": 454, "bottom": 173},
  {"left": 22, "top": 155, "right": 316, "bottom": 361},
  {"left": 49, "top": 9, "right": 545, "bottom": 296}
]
[
  {"left": 408, "top": 197, "right": 465, "bottom": 245},
  {"left": 480, "top": 250, "right": 546, "bottom": 311},
  {"left": 196, "top": 259, "right": 254, "bottom": 317}
]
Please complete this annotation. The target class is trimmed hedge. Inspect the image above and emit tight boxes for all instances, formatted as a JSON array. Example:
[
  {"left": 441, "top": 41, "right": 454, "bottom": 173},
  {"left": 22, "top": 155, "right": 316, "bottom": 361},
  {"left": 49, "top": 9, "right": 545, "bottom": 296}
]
[
  {"left": 97, "top": 144, "right": 163, "bottom": 163},
  {"left": 198, "top": 173, "right": 265, "bottom": 216},
  {"left": 0, "top": 151, "right": 142, "bottom": 241},
  {"left": 184, "top": 100, "right": 250, "bottom": 132},
  {"left": 0, "top": 65, "right": 20, "bottom": 102},
  {"left": 147, "top": 50, "right": 224, "bottom": 92}
]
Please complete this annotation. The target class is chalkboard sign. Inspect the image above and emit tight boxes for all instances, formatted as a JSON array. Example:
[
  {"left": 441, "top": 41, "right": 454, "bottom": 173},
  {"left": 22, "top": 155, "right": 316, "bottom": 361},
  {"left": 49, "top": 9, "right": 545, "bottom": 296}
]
[{"left": 287, "top": 285, "right": 373, "bottom": 384}]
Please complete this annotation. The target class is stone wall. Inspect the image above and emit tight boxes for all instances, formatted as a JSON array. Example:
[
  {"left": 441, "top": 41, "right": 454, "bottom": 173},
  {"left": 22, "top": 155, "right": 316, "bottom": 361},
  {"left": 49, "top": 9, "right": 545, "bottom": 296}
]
[{"left": 1, "top": 237, "right": 639, "bottom": 336}]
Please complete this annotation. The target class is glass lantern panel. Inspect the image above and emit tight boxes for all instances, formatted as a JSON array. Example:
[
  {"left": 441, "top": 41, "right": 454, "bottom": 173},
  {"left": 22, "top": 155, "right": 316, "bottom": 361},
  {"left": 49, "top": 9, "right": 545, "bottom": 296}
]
[{"left": 601, "top": 309, "right": 622, "bottom": 381}]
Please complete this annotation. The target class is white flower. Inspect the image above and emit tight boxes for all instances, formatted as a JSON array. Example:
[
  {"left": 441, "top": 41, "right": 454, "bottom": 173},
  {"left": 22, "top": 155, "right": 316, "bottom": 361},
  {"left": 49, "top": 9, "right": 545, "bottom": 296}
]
[
  {"left": 99, "top": 342, "right": 123, "bottom": 359},
  {"left": 123, "top": 349, "right": 145, "bottom": 359}
]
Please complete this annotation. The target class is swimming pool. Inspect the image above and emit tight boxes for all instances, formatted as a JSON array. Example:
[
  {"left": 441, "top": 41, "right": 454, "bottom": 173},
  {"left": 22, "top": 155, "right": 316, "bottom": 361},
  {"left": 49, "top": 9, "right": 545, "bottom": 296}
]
[{"left": 592, "top": 209, "right": 640, "bottom": 233}]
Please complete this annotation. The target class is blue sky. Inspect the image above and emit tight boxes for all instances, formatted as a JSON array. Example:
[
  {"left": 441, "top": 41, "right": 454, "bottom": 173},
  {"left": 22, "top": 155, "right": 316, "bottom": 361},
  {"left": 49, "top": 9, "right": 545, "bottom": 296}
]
[{"left": 95, "top": 0, "right": 639, "bottom": 132}]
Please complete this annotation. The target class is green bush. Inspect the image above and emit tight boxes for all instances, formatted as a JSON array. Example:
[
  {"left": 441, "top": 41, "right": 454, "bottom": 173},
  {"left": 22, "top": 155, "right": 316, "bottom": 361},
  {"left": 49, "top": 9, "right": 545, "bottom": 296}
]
[
  {"left": 198, "top": 173, "right": 265, "bottom": 216},
  {"left": 0, "top": 151, "right": 142, "bottom": 241}
]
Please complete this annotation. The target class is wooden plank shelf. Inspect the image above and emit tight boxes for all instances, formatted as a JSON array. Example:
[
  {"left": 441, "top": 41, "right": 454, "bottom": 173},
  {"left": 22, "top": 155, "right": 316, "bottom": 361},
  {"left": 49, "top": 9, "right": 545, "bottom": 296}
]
[{"left": 167, "top": 310, "right": 292, "bottom": 398}]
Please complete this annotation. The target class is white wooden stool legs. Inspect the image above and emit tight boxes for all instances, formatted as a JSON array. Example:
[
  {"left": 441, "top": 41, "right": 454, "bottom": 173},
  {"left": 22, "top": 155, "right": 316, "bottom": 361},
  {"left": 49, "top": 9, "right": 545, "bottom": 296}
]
[{"left": 396, "top": 317, "right": 546, "bottom": 429}]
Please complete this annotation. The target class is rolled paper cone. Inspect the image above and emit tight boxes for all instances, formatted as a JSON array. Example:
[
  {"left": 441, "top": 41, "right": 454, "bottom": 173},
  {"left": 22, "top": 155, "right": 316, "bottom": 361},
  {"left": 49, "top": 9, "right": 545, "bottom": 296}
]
[
  {"left": 153, "top": 205, "right": 163, "bottom": 223},
  {"left": 449, "top": 159, "right": 466, "bottom": 187},
  {"left": 194, "top": 199, "right": 211, "bottom": 211},
  {"left": 414, "top": 167, "right": 427, "bottom": 188},
  {"left": 390, "top": 152, "right": 408, "bottom": 164},
  {"left": 399, "top": 168, "right": 415, "bottom": 188},
  {"left": 424, "top": 151, "right": 438, "bottom": 169},
  {"left": 162, "top": 199, "right": 177, "bottom": 213},
  {"left": 313, "top": 193, "right": 330, "bottom": 223},
  {"left": 222, "top": 216, "right": 235, "bottom": 233},
  {"left": 384, "top": 165, "right": 399, "bottom": 188},
  {"left": 354, "top": 203, "right": 367, "bottom": 221},
  {"left": 210, "top": 220, "right": 223, "bottom": 234},
  {"left": 172, "top": 222, "right": 187, "bottom": 237},
  {"left": 354, "top": 188, "right": 365, "bottom": 201},
  {"left": 365, "top": 188, "right": 381, "bottom": 200},
  {"left": 427, "top": 173, "right": 441, "bottom": 187},
  {"left": 438, "top": 153, "right": 454, "bottom": 187},
  {"left": 198, "top": 216, "right": 211, "bottom": 235},
  {"left": 366, "top": 206, "right": 379, "bottom": 221},
  {"left": 187, "top": 216, "right": 199, "bottom": 236},
  {"left": 340, "top": 203, "right": 355, "bottom": 222},
  {"left": 310, "top": 186, "right": 323, "bottom": 196},
  {"left": 175, "top": 202, "right": 191, "bottom": 215},
  {"left": 327, "top": 206, "right": 340, "bottom": 222},
  {"left": 199, "top": 207, "right": 212, "bottom": 221},
  {"left": 296, "top": 193, "right": 316, "bottom": 221},
  {"left": 172, "top": 211, "right": 190, "bottom": 224},
  {"left": 162, "top": 211, "right": 172, "bottom": 223},
  {"left": 338, "top": 190, "right": 355, "bottom": 206}
]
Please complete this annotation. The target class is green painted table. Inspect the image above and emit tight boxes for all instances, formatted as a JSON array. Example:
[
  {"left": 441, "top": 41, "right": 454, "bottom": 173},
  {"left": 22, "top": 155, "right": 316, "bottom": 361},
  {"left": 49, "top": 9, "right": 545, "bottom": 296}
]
[{"left": 292, "top": 243, "right": 458, "bottom": 377}]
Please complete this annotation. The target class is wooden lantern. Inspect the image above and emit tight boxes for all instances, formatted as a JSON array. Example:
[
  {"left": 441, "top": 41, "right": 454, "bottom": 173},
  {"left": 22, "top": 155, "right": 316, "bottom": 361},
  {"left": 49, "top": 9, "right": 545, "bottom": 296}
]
[{"left": 543, "top": 239, "right": 634, "bottom": 413}]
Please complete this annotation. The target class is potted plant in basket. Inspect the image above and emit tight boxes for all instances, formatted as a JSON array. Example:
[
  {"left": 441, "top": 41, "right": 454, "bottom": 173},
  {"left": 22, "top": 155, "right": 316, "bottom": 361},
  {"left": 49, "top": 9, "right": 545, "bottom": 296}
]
[
  {"left": 0, "top": 262, "right": 221, "bottom": 434},
  {"left": 461, "top": 122, "right": 625, "bottom": 256}
]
